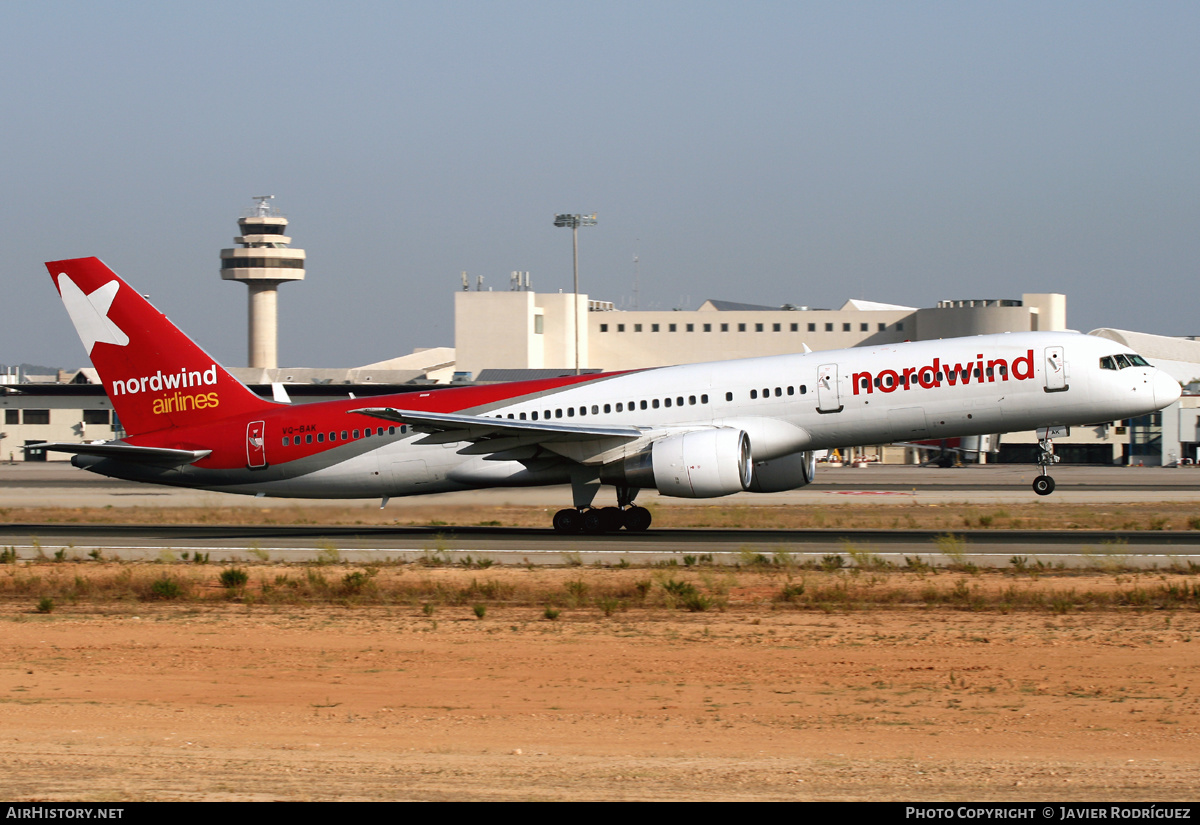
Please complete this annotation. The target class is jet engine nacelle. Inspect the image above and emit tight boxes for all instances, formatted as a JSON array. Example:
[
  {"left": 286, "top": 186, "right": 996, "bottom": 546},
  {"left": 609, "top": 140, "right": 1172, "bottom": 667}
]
[
  {"left": 746, "top": 450, "right": 816, "bottom": 493},
  {"left": 601, "top": 428, "right": 752, "bottom": 498}
]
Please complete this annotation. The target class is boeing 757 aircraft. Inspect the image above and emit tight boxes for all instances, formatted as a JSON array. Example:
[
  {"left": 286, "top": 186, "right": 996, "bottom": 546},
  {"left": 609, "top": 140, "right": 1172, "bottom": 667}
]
[{"left": 39, "top": 257, "right": 1180, "bottom": 533}]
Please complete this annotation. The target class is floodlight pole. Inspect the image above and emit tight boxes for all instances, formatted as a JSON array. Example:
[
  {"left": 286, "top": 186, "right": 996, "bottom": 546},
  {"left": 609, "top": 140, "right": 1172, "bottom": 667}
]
[{"left": 553, "top": 213, "right": 597, "bottom": 375}]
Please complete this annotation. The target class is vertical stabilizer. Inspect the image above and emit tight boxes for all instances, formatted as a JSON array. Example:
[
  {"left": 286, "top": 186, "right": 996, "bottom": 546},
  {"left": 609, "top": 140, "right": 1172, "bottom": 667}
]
[{"left": 46, "top": 257, "right": 273, "bottom": 437}]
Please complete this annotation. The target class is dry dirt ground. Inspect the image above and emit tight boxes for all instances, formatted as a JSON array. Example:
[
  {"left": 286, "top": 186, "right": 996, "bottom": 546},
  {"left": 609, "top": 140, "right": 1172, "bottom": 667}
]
[{"left": 2, "top": 564, "right": 1199, "bottom": 801}]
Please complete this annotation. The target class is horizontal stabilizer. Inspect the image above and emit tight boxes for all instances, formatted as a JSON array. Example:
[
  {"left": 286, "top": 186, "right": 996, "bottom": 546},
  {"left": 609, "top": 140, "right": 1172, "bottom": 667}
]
[{"left": 33, "top": 441, "right": 212, "bottom": 465}]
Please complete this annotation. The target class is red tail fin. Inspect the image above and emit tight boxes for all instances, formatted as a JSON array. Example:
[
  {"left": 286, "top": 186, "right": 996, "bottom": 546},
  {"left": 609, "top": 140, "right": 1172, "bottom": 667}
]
[{"left": 46, "top": 257, "right": 273, "bottom": 437}]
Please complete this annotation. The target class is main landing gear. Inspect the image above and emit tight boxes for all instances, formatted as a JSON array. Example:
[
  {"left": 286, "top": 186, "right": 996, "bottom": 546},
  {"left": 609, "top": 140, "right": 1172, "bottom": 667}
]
[
  {"left": 553, "top": 484, "right": 652, "bottom": 533},
  {"left": 1032, "top": 435, "right": 1060, "bottom": 496}
]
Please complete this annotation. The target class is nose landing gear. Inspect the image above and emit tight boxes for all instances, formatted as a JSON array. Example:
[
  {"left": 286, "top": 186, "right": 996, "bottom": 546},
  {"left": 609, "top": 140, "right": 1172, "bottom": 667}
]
[{"left": 1032, "top": 435, "right": 1060, "bottom": 496}]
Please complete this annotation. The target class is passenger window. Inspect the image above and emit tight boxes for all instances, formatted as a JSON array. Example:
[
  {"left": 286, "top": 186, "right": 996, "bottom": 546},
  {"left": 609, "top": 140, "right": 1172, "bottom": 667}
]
[
  {"left": 640, "top": 400, "right": 648, "bottom": 410},
  {"left": 317, "top": 433, "right": 325, "bottom": 443},
  {"left": 799, "top": 385, "right": 807, "bottom": 394},
  {"left": 353, "top": 430, "right": 360, "bottom": 438},
  {"left": 652, "top": 399, "right": 660, "bottom": 409},
  {"left": 532, "top": 411, "right": 539, "bottom": 420},
  {"left": 328, "top": 432, "right": 336, "bottom": 441},
  {"left": 725, "top": 392, "right": 733, "bottom": 401},
  {"left": 616, "top": 403, "right": 623, "bottom": 412},
  {"left": 282, "top": 437, "right": 289, "bottom": 446},
  {"left": 305, "top": 434, "right": 313, "bottom": 444},
  {"left": 603, "top": 404, "right": 610, "bottom": 413},
  {"left": 341, "top": 431, "right": 348, "bottom": 440},
  {"left": 592, "top": 405, "right": 599, "bottom": 414},
  {"left": 677, "top": 396, "right": 683, "bottom": 405},
  {"left": 567, "top": 408, "right": 574, "bottom": 417},
  {"left": 774, "top": 387, "right": 781, "bottom": 397},
  {"left": 520, "top": 412, "right": 527, "bottom": 420},
  {"left": 701, "top": 394, "right": 708, "bottom": 403},
  {"left": 787, "top": 386, "right": 794, "bottom": 396},
  {"left": 664, "top": 398, "right": 672, "bottom": 407},
  {"left": 556, "top": 409, "right": 563, "bottom": 418},
  {"left": 688, "top": 396, "right": 696, "bottom": 405},
  {"left": 389, "top": 426, "right": 396, "bottom": 435},
  {"left": 750, "top": 389, "right": 758, "bottom": 399}
]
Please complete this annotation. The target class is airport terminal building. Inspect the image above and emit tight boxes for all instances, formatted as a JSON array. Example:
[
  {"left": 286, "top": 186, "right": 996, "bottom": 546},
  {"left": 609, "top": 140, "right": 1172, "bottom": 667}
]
[{"left": 453, "top": 289, "right": 1068, "bottom": 377}]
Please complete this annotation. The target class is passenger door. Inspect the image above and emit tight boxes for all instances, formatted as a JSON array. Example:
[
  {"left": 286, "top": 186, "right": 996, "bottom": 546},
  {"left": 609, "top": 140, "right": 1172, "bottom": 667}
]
[
  {"left": 817, "top": 364, "right": 843, "bottom": 413},
  {"left": 1044, "top": 347, "right": 1068, "bottom": 392},
  {"left": 246, "top": 420, "right": 267, "bottom": 468}
]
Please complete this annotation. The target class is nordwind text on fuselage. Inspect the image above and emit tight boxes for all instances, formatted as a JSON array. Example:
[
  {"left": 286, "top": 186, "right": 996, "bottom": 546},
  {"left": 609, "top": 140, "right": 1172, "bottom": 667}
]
[{"left": 851, "top": 349, "right": 1036, "bottom": 395}]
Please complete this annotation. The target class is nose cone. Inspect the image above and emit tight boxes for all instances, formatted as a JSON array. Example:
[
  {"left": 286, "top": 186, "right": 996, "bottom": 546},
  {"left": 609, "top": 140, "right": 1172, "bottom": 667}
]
[{"left": 1154, "top": 371, "right": 1182, "bottom": 409}]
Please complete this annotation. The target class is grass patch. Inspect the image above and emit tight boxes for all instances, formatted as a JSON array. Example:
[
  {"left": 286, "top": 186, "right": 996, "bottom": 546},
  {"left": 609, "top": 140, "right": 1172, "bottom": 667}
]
[{"left": 0, "top": 561, "right": 1196, "bottom": 616}]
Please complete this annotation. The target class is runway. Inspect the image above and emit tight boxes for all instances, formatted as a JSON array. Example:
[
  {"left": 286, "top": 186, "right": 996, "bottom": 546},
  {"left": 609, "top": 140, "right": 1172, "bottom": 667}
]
[
  {"left": 4, "top": 462, "right": 1199, "bottom": 567},
  {"left": 2, "top": 522, "right": 1199, "bottom": 569},
  {"left": 5, "top": 460, "right": 1200, "bottom": 505}
]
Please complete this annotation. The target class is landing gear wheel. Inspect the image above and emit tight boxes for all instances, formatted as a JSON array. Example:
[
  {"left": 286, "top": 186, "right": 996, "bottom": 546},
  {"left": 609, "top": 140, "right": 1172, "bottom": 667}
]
[
  {"left": 598, "top": 507, "right": 624, "bottom": 532},
  {"left": 553, "top": 508, "right": 583, "bottom": 533},
  {"left": 581, "top": 509, "right": 608, "bottom": 534},
  {"left": 1032, "top": 476, "right": 1056, "bottom": 496},
  {"left": 623, "top": 506, "right": 652, "bottom": 532}
]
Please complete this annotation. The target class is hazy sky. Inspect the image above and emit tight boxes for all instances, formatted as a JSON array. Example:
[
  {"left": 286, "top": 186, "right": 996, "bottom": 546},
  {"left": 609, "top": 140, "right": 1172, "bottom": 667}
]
[{"left": 4, "top": 1, "right": 1198, "bottom": 370}]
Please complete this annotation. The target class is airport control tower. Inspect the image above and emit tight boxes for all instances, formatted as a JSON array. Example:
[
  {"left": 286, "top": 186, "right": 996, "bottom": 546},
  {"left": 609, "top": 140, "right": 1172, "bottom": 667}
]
[{"left": 219, "top": 196, "right": 306, "bottom": 369}]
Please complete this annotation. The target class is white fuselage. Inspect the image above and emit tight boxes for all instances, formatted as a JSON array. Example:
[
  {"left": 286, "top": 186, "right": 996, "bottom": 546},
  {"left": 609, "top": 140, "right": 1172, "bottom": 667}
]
[{"left": 213, "top": 330, "right": 1175, "bottom": 499}]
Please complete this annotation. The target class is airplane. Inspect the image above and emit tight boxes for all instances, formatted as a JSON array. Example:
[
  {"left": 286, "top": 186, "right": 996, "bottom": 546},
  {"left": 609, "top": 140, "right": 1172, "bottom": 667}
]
[{"left": 38, "top": 257, "right": 1181, "bottom": 533}]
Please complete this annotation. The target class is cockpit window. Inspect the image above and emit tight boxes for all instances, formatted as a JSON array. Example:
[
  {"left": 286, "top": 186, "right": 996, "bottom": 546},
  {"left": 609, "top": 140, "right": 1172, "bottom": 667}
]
[{"left": 1102, "top": 353, "right": 1152, "bottom": 370}]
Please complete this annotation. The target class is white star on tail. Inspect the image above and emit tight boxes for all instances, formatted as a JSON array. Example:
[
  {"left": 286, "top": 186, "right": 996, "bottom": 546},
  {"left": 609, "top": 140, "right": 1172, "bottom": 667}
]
[{"left": 57, "top": 274, "right": 130, "bottom": 355}]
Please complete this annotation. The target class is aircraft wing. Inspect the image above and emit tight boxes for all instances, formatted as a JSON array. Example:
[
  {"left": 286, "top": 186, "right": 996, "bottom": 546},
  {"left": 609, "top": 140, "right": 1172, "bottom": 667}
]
[
  {"left": 34, "top": 442, "right": 212, "bottom": 465},
  {"left": 351, "top": 407, "right": 646, "bottom": 461}
]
